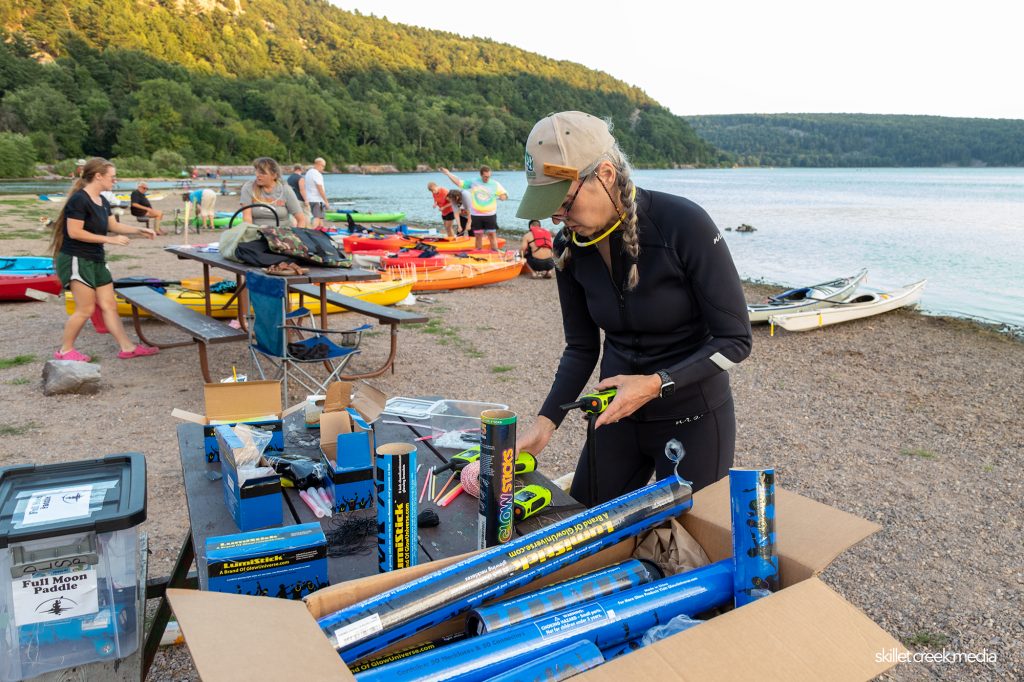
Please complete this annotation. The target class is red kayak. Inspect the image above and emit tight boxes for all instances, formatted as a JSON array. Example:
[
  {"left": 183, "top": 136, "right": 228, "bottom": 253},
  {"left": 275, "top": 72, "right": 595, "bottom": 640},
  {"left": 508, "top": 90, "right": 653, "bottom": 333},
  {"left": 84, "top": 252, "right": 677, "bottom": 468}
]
[
  {"left": 342, "top": 234, "right": 506, "bottom": 253},
  {"left": 0, "top": 273, "right": 62, "bottom": 301}
]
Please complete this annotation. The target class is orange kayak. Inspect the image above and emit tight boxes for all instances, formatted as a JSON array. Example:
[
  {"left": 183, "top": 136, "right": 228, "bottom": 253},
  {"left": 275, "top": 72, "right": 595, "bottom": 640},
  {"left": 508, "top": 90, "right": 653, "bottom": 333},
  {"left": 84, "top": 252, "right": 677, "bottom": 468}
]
[{"left": 406, "top": 259, "right": 524, "bottom": 291}]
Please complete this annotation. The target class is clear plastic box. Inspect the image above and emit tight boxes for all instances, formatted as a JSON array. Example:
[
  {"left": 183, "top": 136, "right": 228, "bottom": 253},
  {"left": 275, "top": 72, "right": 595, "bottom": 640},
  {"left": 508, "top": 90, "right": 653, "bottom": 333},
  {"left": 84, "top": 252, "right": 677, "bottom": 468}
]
[
  {"left": 427, "top": 399, "right": 508, "bottom": 449},
  {"left": 0, "top": 454, "right": 146, "bottom": 681}
]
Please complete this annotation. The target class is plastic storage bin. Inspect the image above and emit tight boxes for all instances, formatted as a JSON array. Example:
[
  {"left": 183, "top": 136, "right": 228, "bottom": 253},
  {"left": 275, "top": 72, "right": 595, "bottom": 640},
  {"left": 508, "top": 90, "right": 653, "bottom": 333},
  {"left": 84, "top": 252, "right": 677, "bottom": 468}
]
[
  {"left": 0, "top": 454, "right": 147, "bottom": 681},
  {"left": 428, "top": 399, "right": 508, "bottom": 449}
]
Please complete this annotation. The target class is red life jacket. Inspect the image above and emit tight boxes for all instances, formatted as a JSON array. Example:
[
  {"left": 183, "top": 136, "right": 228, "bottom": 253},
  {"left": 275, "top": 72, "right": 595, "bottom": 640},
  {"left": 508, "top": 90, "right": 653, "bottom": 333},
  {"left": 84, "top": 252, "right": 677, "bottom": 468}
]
[{"left": 529, "top": 226, "right": 553, "bottom": 249}]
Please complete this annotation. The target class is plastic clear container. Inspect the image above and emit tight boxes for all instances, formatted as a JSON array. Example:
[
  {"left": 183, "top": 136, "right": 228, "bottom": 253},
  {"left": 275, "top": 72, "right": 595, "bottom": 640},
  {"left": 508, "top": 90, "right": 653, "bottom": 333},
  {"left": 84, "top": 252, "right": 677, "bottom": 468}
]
[
  {"left": 428, "top": 400, "right": 508, "bottom": 449},
  {"left": 0, "top": 454, "right": 146, "bottom": 681}
]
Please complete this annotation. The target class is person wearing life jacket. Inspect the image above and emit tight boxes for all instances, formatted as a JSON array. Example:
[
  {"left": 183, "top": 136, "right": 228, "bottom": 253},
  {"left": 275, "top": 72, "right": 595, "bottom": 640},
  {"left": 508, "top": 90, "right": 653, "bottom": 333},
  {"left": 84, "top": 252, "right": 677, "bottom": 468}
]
[
  {"left": 428, "top": 181, "right": 456, "bottom": 237},
  {"left": 520, "top": 219, "right": 555, "bottom": 278}
]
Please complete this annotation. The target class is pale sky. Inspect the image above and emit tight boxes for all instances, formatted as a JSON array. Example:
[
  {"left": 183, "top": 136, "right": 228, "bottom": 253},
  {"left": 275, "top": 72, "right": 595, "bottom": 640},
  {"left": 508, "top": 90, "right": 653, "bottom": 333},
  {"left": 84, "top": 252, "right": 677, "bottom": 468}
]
[{"left": 331, "top": 1, "right": 1022, "bottom": 120}]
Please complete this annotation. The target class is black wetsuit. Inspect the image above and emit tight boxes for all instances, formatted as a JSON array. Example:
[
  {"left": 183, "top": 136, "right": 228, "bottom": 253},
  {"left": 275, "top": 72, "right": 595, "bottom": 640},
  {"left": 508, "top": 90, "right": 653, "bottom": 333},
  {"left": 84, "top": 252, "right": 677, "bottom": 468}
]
[{"left": 541, "top": 188, "right": 752, "bottom": 505}]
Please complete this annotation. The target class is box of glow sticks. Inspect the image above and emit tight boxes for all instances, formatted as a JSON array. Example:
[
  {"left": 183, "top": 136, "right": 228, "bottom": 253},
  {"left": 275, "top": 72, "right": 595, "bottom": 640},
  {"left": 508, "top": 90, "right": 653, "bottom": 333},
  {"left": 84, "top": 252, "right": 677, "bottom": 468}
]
[{"left": 206, "top": 523, "right": 328, "bottom": 599}]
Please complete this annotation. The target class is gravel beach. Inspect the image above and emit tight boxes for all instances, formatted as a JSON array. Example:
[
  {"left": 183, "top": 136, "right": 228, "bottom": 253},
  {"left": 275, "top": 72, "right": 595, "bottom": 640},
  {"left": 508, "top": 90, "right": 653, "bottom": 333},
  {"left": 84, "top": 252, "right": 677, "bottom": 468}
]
[{"left": 0, "top": 193, "right": 1020, "bottom": 680}]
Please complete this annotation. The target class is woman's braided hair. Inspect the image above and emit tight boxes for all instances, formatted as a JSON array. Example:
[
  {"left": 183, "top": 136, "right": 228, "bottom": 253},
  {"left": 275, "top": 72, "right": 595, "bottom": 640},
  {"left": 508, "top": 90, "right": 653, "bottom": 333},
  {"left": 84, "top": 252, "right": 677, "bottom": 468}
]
[
  {"left": 553, "top": 140, "right": 640, "bottom": 290},
  {"left": 50, "top": 157, "right": 114, "bottom": 258}
]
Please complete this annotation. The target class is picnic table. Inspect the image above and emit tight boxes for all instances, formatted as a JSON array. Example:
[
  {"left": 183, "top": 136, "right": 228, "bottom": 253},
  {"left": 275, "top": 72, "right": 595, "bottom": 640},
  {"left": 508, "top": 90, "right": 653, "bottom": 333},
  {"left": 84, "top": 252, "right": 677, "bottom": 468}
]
[
  {"left": 145, "top": 408, "right": 579, "bottom": 673},
  {"left": 165, "top": 245, "right": 379, "bottom": 329}
]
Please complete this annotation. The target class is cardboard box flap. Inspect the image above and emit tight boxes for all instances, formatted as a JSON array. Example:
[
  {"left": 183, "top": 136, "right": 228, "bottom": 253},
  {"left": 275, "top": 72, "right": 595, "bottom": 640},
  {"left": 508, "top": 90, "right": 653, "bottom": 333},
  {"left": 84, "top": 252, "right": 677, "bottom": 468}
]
[
  {"left": 168, "top": 588, "right": 350, "bottom": 681},
  {"left": 204, "top": 380, "right": 282, "bottom": 421},
  {"left": 171, "top": 407, "right": 205, "bottom": 425},
  {"left": 323, "top": 381, "right": 387, "bottom": 422},
  {"left": 351, "top": 381, "right": 387, "bottom": 422},
  {"left": 324, "top": 381, "right": 352, "bottom": 413},
  {"left": 579, "top": 578, "right": 905, "bottom": 682},
  {"left": 682, "top": 477, "right": 880, "bottom": 586}
]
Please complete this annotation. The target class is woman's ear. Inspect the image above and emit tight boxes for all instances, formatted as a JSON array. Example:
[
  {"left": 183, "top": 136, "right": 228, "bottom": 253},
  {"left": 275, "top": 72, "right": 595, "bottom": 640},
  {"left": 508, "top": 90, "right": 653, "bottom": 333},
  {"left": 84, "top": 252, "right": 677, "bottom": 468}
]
[{"left": 595, "top": 160, "right": 617, "bottom": 189}]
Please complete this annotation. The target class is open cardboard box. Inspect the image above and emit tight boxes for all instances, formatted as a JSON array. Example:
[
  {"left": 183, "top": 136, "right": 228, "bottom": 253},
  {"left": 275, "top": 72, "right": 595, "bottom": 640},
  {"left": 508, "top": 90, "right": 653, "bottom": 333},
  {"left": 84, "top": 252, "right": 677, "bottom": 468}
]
[
  {"left": 319, "top": 382, "right": 388, "bottom": 512},
  {"left": 172, "top": 381, "right": 301, "bottom": 462},
  {"left": 168, "top": 478, "right": 907, "bottom": 681}
]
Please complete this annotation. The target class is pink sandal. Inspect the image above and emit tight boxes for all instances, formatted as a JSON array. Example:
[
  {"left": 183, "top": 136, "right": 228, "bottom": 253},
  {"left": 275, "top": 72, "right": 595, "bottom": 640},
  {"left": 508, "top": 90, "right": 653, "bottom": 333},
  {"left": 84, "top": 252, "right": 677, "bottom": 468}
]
[
  {"left": 54, "top": 348, "right": 92, "bottom": 362},
  {"left": 118, "top": 345, "right": 160, "bottom": 359}
]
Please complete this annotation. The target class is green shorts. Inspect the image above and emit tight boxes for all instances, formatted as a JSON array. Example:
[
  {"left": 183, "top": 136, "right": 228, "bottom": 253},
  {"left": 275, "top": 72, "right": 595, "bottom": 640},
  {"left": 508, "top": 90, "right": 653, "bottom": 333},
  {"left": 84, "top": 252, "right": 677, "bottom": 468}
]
[{"left": 56, "top": 252, "right": 113, "bottom": 289}]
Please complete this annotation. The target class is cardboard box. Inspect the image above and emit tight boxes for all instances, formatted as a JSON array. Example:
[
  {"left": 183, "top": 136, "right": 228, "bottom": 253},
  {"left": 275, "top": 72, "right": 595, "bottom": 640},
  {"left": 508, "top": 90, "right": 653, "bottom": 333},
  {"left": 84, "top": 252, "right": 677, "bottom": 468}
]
[
  {"left": 319, "top": 382, "right": 386, "bottom": 513},
  {"left": 215, "top": 425, "right": 283, "bottom": 532},
  {"left": 206, "top": 523, "right": 329, "bottom": 599},
  {"left": 173, "top": 381, "right": 296, "bottom": 462},
  {"left": 168, "top": 478, "right": 908, "bottom": 681}
]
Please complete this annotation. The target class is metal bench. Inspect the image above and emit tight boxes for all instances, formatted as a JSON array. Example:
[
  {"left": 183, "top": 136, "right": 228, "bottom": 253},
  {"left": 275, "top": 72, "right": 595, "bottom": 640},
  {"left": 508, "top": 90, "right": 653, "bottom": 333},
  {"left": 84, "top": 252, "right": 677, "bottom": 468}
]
[
  {"left": 289, "top": 283, "right": 428, "bottom": 379},
  {"left": 118, "top": 286, "right": 248, "bottom": 382}
]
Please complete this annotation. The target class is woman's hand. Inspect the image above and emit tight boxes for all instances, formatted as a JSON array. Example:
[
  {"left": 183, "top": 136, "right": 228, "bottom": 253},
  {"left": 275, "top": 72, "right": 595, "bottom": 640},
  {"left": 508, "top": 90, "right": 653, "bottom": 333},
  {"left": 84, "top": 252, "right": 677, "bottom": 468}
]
[
  {"left": 516, "top": 415, "right": 556, "bottom": 459},
  {"left": 592, "top": 374, "right": 662, "bottom": 428},
  {"left": 137, "top": 227, "right": 156, "bottom": 240},
  {"left": 107, "top": 235, "right": 131, "bottom": 246}
]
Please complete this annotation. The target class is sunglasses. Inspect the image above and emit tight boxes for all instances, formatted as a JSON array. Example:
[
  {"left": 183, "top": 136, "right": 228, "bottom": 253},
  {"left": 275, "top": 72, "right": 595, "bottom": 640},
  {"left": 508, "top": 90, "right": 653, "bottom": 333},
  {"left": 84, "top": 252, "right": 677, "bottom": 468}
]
[{"left": 554, "top": 174, "right": 590, "bottom": 220}]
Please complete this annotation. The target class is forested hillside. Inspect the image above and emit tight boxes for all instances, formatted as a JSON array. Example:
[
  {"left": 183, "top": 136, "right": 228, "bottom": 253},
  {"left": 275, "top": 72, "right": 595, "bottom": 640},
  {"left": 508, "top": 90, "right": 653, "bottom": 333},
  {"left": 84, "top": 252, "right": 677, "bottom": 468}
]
[
  {"left": 0, "top": 0, "right": 724, "bottom": 176},
  {"left": 686, "top": 113, "right": 1024, "bottom": 167}
]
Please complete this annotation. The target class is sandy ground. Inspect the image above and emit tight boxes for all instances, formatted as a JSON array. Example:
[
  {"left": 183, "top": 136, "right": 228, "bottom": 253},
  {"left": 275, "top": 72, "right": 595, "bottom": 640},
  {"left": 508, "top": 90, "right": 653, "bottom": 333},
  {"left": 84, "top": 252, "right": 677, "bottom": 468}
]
[{"left": 0, "top": 193, "right": 1021, "bottom": 680}]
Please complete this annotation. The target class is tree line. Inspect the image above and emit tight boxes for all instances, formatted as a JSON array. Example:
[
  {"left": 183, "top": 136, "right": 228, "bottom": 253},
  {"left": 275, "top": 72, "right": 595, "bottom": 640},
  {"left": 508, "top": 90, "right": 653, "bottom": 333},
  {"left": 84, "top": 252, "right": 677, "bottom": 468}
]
[
  {"left": 686, "top": 113, "right": 1024, "bottom": 167},
  {"left": 0, "top": 0, "right": 724, "bottom": 177}
]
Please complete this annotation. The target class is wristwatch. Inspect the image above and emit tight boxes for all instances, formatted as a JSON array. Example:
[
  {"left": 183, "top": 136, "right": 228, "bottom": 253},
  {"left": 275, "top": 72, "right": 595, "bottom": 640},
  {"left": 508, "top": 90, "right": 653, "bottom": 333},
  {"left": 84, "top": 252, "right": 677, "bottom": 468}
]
[{"left": 656, "top": 370, "right": 675, "bottom": 398}]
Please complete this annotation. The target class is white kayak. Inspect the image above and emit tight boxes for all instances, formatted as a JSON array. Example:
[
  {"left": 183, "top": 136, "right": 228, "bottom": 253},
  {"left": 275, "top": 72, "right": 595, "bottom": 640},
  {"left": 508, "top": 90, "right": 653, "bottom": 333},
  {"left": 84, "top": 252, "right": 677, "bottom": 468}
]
[
  {"left": 748, "top": 269, "right": 868, "bottom": 323},
  {"left": 769, "top": 279, "right": 926, "bottom": 332}
]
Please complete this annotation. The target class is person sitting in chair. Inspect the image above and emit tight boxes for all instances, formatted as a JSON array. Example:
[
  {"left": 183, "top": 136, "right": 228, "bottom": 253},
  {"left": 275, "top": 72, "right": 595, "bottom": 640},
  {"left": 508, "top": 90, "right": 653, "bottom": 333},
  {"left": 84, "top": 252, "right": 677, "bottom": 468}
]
[{"left": 130, "top": 182, "right": 164, "bottom": 235}]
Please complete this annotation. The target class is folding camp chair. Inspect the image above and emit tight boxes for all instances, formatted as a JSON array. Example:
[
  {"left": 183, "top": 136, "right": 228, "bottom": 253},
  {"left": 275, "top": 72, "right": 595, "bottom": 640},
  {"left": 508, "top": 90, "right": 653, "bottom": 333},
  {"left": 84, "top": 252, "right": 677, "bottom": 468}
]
[{"left": 246, "top": 271, "right": 361, "bottom": 400}]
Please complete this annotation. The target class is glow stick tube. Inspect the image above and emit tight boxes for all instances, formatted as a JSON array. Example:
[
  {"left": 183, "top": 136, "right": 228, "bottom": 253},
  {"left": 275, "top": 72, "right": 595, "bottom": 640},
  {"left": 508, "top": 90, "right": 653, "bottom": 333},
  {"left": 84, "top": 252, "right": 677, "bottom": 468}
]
[
  {"left": 418, "top": 468, "right": 432, "bottom": 504},
  {"left": 429, "top": 469, "right": 436, "bottom": 500},
  {"left": 355, "top": 560, "right": 732, "bottom": 682},
  {"left": 466, "top": 559, "right": 661, "bottom": 635},
  {"left": 439, "top": 484, "right": 464, "bottom": 507},
  {"left": 320, "top": 476, "right": 693, "bottom": 662},
  {"left": 348, "top": 632, "right": 469, "bottom": 675},
  {"left": 481, "top": 640, "right": 604, "bottom": 682},
  {"left": 316, "top": 486, "right": 335, "bottom": 514},
  {"left": 433, "top": 471, "right": 457, "bottom": 503},
  {"left": 300, "top": 489, "right": 326, "bottom": 518},
  {"left": 729, "top": 468, "right": 778, "bottom": 607}
]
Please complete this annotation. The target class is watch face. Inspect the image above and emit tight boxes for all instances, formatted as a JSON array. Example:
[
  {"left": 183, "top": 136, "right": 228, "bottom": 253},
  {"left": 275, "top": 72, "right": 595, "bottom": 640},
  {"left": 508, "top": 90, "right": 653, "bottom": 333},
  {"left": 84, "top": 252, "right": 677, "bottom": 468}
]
[{"left": 659, "top": 371, "right": 675, "bottom": 397}]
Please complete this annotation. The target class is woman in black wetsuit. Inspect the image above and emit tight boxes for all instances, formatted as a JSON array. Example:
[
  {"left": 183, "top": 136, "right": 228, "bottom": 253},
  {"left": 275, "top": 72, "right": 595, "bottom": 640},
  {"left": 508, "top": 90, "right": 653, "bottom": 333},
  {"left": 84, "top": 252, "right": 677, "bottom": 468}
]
[{"left": 514, "top": 111, "right": 752, "bottom": 506}]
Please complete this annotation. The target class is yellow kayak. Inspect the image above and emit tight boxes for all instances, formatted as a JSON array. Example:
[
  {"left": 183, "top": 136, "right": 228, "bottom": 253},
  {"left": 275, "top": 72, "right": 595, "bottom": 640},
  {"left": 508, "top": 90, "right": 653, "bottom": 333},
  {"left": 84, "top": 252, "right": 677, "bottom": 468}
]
[{"left": 65, "top": 276, "right": 415, "bottom": 318}]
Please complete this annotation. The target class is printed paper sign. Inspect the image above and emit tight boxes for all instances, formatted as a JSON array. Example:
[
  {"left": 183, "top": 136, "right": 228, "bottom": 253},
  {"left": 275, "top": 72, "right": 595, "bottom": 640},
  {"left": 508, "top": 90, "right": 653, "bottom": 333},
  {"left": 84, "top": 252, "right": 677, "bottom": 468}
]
[
  {"left": 21, "top": 485, "right": 93, "bottom": 526},
  {"left": 12, "top": 568, "right": 99, "bottom": 626}
]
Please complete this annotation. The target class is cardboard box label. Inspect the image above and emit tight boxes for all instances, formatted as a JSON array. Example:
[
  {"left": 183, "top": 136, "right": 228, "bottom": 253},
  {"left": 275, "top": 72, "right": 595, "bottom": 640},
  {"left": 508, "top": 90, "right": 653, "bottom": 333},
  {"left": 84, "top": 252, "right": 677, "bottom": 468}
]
[
  {"left": 334, "top": 613, "right": 383, "bottom": 649},
  {"left": 536, "top": 603, "right": 609, "bottom": 638}
]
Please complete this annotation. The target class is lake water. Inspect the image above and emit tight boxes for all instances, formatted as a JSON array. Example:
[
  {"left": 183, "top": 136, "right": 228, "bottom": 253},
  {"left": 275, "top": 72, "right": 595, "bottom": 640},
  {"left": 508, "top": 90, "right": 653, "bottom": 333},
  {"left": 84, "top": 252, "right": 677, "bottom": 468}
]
[{"left": 6, "top": 168, "right": 1022, "bottom": 331}]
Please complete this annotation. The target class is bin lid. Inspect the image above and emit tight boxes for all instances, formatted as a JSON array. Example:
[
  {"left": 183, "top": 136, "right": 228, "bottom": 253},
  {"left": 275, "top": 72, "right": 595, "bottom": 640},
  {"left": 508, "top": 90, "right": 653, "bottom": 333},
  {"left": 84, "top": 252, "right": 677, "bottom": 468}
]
[{"left": 0, "top": 453, "right": 146, "bottom": 548}]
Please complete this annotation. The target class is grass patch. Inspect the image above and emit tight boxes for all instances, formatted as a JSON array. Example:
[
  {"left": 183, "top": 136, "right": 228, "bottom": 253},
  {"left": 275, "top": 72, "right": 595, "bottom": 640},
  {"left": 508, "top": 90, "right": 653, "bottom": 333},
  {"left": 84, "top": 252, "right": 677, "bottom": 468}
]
[
  {"left": 7, "top": 378, "right": 31, "bottom": 385},
  {"left": 409, "top": 315, "right": 482, "bottom": 358},
  {"left": 0, "top": 230, "right": 46, "bottom": 240},
  {"left": 0, "top": 354, "right": 36, "bottom": 370},
  {"left": 0, "top": 198, "right": 37, "bottom": 207},
  {"left": 900, "top": 448, "right": 937, "bottom": 460},
  {"left": 0, "top": 421, "right": 39, "bottom": 437},
  {"left": 106, "top": 254, "right": 138, "bottom": 262},
  {"left": 491, "top": 365, "right": 514, "bottom": 373},
  {"left": 903, "top": 631, "right": 949, "bottom": 648}
]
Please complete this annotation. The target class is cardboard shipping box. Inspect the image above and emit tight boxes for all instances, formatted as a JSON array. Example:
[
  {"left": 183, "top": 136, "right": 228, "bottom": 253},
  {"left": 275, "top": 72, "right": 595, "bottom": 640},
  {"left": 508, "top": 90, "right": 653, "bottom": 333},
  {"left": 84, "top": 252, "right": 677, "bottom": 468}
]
[
  {"left": 168, "top": 478, "right": 907, "bottom": 681},
  {"left": 172, "top": 381, "right": 297, "bottom": 462}
]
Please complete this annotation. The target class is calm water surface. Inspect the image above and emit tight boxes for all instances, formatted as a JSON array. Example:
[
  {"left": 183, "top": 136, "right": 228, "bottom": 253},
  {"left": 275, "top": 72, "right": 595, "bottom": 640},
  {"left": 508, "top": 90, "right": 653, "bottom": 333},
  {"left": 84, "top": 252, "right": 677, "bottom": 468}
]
[{"left": 6, "top": 168, "right": 1022, "bottom": 330}]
